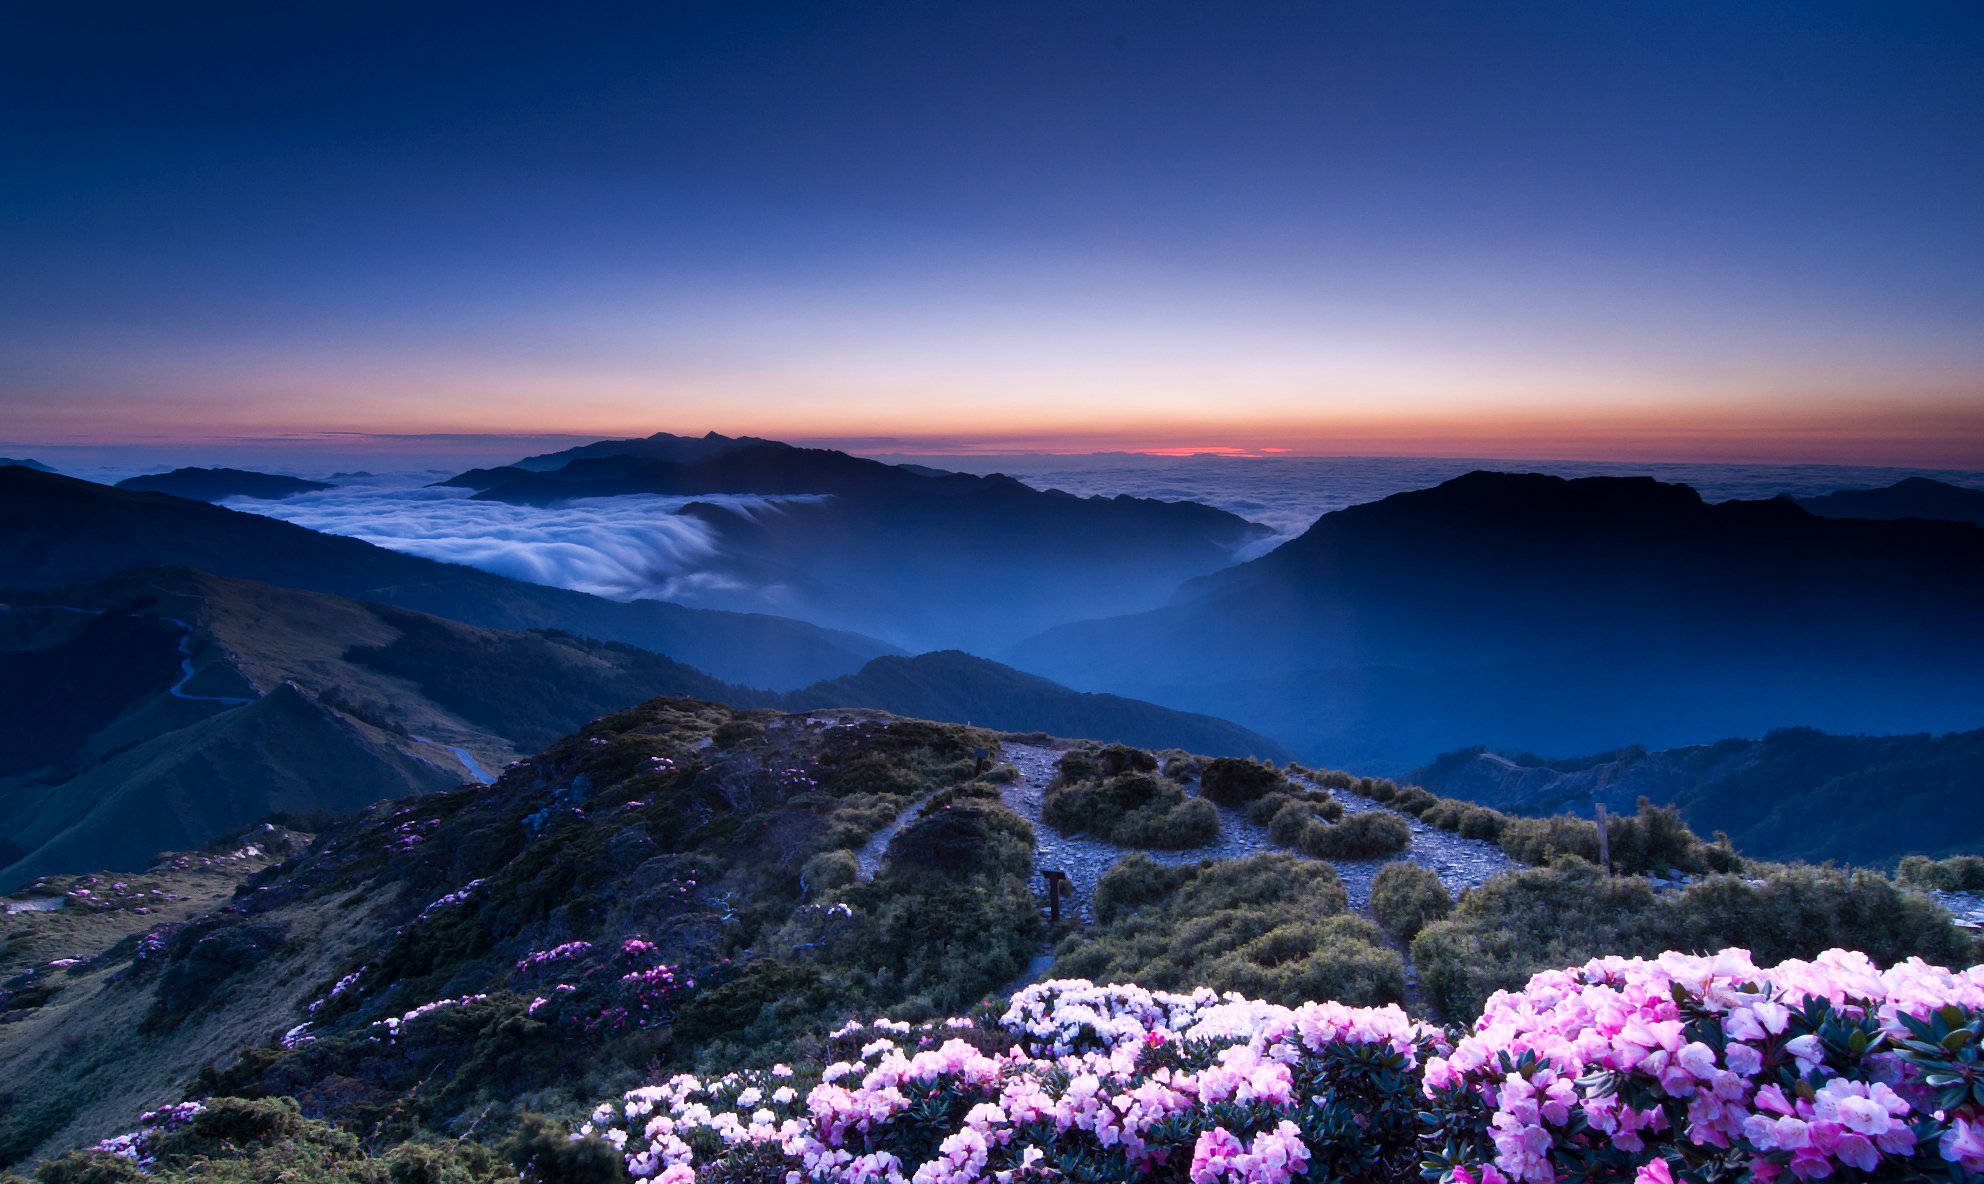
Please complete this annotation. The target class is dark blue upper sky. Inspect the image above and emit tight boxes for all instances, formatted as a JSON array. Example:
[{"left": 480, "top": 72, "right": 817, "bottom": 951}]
[{"left": 5, "top": 1, "right": 1981, "bottom": 464}]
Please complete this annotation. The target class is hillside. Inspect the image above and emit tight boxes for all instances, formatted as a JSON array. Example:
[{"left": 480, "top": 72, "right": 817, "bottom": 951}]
[
  {"left": 0, "top": 466, "right": 892, "bottom": 689},
  {"left": 0, "top": 568, "right": 782, "bottom": 887},
  {"left": 447, "top": 433, "right": 1272, "bottom": 651},
  {"left": 1411, "top": 726, "right": 1984, "bottom": 866},
  {"left": 783, "top": 650, "right": 1291, "bottom": 759},
  {"left": 115, "top": 467, "right": 333, "bottom": 501},
  {"left": 1794, "top": 475, "right": 1984, "bottom": 526},
  {"left": 2, "top": 697, "right": 1974, "bottom": 1181},
  {"left": 0, "top": 567, "right": 1288, "bottom": 888},
  {"left": 1011, "top": 471, "right": 1984, "bottom": 770}
]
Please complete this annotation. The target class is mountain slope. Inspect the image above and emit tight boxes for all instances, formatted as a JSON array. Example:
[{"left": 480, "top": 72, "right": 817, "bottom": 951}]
[
  {"left": 0, "top": 567, "right": 787, "bottom": 887},
  {"left": 782, "top": 650, "right": 1292, "bottom": 759},
  {"left": 115, "top": 467, "right": 333, "bottom": 501},
  {"left": 0, "top": 466, "right": 892, "bottom": 689},
  {"left": 1411, "top": 726, "right": 1984, "bottom": 867},
  {"left": 0, "top": 683, "right": 461, "bottom": 887},
  {"left": 1794, "top": 476, "right": 1984, "bottom": 526},
  {"left": 449, "top": 434, "right": 1271, "bottom": 651},
  {"left": 1011, "top": 471, "right": 1984, "bottom": 770}
]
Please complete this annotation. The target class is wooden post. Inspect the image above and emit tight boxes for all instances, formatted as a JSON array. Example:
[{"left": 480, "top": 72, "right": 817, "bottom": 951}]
[
  {"left": 974, "top": 747, "right": 990, "bottom": 776},
  {"left": 1594, "top": 803, "right": 1613, "bottom": 875},
  {"left": 1043, "top": 869, "right": 1068, "bottom": 923}
]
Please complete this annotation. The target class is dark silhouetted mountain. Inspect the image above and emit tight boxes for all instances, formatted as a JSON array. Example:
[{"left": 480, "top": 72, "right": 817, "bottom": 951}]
[
  {"left": 0, "top": 467, "right": 892, "bottom": 689},
  {"left": 781, "top": 650, "right": 1291, "bottom": 760},
  {"left": 448, "top": 430, "right": 781, "bottom": 479},
  {"left": 1794, "top": 476, "right": 1984, "bottom": 526},
  {"left": 0, "top": 458, "right": 54, "bottom": 472},
  {"left": 454, "top": 437, "right": 1271, "bottom": 651},
  {"left": 1412, "top": 726, "right": 1984, "bottom": 867},
  {"left": 1012, "top": 471, "right": 1984, "bottom": 771},
  {"left": 115, "top": 466, "right": 333, "bottom": 501}
]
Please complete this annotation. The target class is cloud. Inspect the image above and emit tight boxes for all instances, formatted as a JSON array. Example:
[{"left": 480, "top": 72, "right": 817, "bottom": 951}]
[{"left": 230, "top": 483, "right": 824, "bottom": 601}]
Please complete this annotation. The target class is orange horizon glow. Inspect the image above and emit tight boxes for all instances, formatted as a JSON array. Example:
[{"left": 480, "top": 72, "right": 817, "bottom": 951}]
[{"left": 9, "top": 404, "right": 1983, "bottom": 470}]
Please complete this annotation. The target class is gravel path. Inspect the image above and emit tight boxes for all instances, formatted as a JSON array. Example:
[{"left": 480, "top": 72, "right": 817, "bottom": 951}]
[
  {"left": 1929, "top": 890, "right": 1984, "bottom": 931},
  {"left": 995, "top": 743, "right": 1521, "bottom": 920},
  {"left": 853, "top": 788, "right": 945, "bottom": 881},
  {"left": 1291, "top": 775, "right": 1523, "bottom": 910}
]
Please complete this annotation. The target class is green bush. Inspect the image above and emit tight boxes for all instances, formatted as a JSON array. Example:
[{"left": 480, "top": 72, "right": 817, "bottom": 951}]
[
  {"left": 1043, "top": 772, "right": 1218, "bottom": 849},
  {"left": 801, "top": 849, "right": 858, "bottom": 895},
  {"left": 1299, "top": 811, "right": 1411, "bottom": 859},
  {"left": 1369, "top": 862, "right": 1451, "bottom": 939},
  {"left": 1199, "top": 758, "right": 1287, "bottom": 806},
  {"left": 1090, "top": 855, "right": 1194, "bottom": 925},
  {"left": 1898, "top": 854, "right": 1984, "bottom": 891},
  {"left": 1412, "top": 858, "right": 1981, "bottom": 1022},
  {"left": 1057, "top": 853, "right": 1401, "bottom": 1007}
]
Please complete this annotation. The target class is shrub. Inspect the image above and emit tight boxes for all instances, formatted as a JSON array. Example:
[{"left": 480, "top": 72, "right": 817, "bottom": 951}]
[
  {"left": 800, "top": 849, "right": 857, "bottom": 895},
  {"left": 1090, "top": 854, "right": 1193, "bottom": 925},
  {"left": 1898, "top": 853, "right": 1984, "bottom": 891},
  {"left": 1299, "top": 811, "right": 1411, "bottom": 860},
  {"left": 1057, "top": 854, "right": 1403, "bottom": 1007},
  {"left": 1043, "top": 773, "right": 1218, "bottom": 849},
  {"left": 1369, "top": 861, "right": 1451, "bottom": 940},
  {"left": 1199, "top": 758, "right": 1287, "bottom": 806}
]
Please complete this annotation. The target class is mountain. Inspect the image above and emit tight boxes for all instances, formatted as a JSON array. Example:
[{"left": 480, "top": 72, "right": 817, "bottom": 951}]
[
  {"left": 1412, "top": 726, "right": 1984, "bottom": 867},
  {"left": 1794, "top": 476, "right": 1984, "bottom": 526},
  {"left": 1011, "top": 471, "right": 1984, "bottom": 770},
  {"left": 448, "top": 434, "right": 1272, "bottom": 651},
  {"left": 0, "top": 567, "right": 778, "bottom": 887},
  {"left": 0, "top": 466, "right": 893, "bottom": 689},
  {"left": 0, "top": 458, "right": 54, "bottom": 472},
  {"left": 115, "top": 466, "right": 333, "bottom": 501},
  {"left": 782, "top": 650, "right": 1291, "bottom": 759},
  {"left": 0, "top": 563, "right": 1283, "bottom": 887}
]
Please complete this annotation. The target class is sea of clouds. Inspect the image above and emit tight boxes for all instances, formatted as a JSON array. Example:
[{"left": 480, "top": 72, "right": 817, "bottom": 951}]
[
  {"left": 225, "top": 457, "right": 1981, "bottom": 603},
  {"left": 233, "top": 480, "right": 826, "bottom": 601}
]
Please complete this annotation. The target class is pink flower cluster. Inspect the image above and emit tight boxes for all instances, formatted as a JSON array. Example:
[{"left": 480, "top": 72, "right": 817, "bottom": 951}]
[
  {"left": 95, "top": 1101, "right": 205, "bottom": 1166},
  {"left": 1425, "top": 947, "right": 1984, "bottom": 1184},
  {"left": 577, "top": 978, "right": 1442, "bottom": 1184}
]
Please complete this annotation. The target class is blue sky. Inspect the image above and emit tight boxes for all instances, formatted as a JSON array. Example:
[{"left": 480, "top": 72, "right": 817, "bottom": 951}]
[{"left": 3, "top": 1, "right": 1981, "bottom": 463}]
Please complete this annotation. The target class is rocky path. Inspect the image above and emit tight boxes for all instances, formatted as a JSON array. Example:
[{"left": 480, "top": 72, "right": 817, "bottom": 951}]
[
  {"left": 1290, "top": 775, "right": 1523, "bottom": 910},
  {"left": 995, "top": 743, "right": 1520, "bottom": 920},
  {"left": 853, "top": 788, "right": 945, "bottom": 882}
]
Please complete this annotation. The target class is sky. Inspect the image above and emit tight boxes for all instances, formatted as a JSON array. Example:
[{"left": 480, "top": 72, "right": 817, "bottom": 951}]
[{"left": 3, "top": 1, "right": 1982, "bottom": 467}]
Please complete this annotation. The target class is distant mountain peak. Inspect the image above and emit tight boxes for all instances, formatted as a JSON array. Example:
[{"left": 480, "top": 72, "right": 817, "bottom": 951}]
[
  {"left": 1795, "top": 476, "right": 1984, "bottom": 527},
  {"left": 115, "top": 467, "right": 332, "bottom": 502}
]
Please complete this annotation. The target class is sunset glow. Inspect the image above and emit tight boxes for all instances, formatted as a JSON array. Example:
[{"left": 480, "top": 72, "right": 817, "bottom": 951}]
[{"left": 2, "top": 3, "right": 1980, "bottom": 470}]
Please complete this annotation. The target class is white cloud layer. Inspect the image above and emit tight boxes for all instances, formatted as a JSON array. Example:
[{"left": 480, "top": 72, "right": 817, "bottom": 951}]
[{"left": 231, "top": 483, "right": 823, "bottom": 601}]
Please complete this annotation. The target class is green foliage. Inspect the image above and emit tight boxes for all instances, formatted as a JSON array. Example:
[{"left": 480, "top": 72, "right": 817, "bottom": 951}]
[
  {"left": 1412, "top": 858, "right": 1982, "bottom": 1021},
  {"left": 1056, "top": 853, "right": 1403, "bottom": 1006},
  {"left": 1296, "top": 811, "right": 1411, "bottom": 859},
  {"left": 1247, "top": 788, "right": 1341, "bottom": 829},
  {"left": 1042, "top": 772, "right": 1219, "bottom": 849},
  {"left": 1089, "top": 855, "right": 1193, "bottom": 926},
  {"left": 1898, "top": 853, "right": 1984, "bottom": 891},
  {"left": 1198, "top": 758, "right": 1287, "bottom": 806},
  {"left": 508, "top": 1114, "right": 623, "bottom": 1184},
  {"left": 1369, "top": 861, "right": 1451, "bottom": 940},
  {"left": 801, "top": 849, "right": 858, "bottom": 896}
]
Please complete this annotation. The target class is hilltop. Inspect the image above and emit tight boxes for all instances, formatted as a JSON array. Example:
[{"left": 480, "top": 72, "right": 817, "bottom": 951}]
[{"left": 115, "top": 467, "right": 333, "bottom": 502}]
